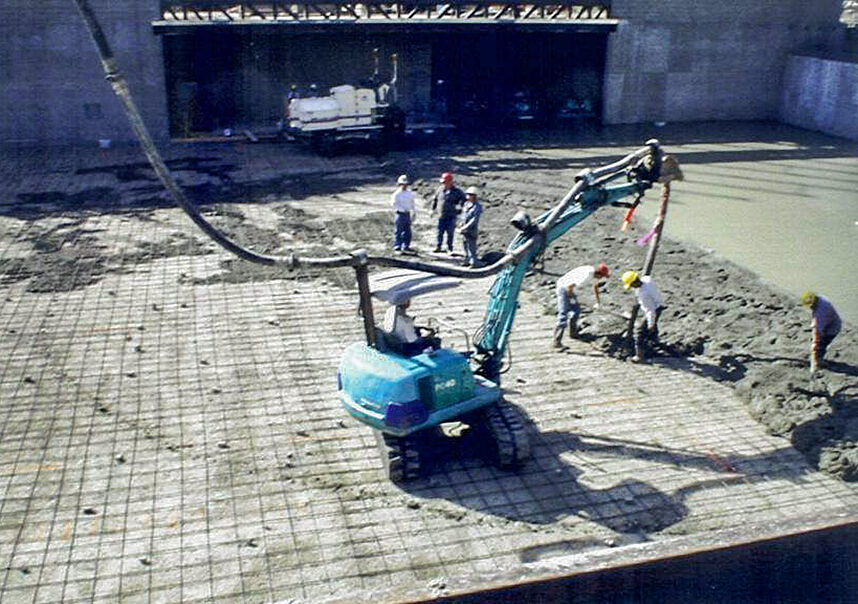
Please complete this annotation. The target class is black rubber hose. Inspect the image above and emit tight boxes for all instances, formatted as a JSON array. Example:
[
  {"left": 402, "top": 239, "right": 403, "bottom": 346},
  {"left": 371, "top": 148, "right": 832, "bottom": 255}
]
[{"left": 73, "top": 0, "right": 655, "bottom": 282}]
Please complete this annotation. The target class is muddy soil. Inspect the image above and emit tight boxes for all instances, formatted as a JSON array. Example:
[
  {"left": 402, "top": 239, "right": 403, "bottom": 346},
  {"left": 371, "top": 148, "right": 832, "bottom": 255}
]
[
  {"left": 405, "top": 153, "right": 857, "bottom": 481},
  {"left": 5, "top": 135, "right": 855, "bottom": 480}
]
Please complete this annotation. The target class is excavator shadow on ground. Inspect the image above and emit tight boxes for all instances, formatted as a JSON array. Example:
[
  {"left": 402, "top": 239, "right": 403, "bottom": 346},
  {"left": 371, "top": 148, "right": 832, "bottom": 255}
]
[{"left": 393, "top": 398, "right": 821, "bottom": 538}]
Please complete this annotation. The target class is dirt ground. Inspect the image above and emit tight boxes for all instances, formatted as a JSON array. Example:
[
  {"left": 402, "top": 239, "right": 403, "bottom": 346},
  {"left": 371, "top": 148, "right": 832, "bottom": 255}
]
[
  {"left": 3, "top": 124, "right": 858, "bottom": 602},
  {"left": 3, "top": 124, "right": 856, "bottom": 484},
  {"left": 403, "top": 127, "right": 858, "bottom": 482}
]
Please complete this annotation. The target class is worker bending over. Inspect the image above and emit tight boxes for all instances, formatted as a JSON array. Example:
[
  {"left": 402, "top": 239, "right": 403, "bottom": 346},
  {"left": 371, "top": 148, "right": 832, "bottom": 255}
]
[
  {"left": 802, "top": 291, "right": 841, "bottom": 373},
  {"left": 554, "top": 263, "right": 610, "bottom": 348},
  {"left": 622, "top": 270, "right": 665, "bottom": 362}
]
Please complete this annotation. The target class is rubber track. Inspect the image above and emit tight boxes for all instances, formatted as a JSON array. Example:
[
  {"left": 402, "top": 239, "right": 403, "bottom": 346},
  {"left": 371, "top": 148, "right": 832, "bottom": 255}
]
[
  {"left": 483, "top": 402, "right": 530, "bottom": 469},
  {"left": 376, "top": 430, "right": 423, "bottom": 483}
]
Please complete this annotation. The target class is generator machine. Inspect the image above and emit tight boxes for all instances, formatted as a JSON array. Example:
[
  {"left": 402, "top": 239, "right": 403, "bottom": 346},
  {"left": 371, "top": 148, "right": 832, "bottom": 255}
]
[{"left": 281, "top": 50, "right": 406, "bottom": 151}]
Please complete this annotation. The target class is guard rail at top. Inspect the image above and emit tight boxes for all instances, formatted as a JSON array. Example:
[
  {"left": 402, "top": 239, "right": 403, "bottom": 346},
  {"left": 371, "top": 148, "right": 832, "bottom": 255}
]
[{"left": 157, "top": 0, "right": 612, "bottom": 22}]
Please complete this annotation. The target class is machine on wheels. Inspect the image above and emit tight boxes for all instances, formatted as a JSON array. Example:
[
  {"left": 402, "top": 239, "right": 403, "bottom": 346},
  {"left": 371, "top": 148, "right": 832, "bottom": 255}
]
[{"left": 281, "top": 50, "right": 406, "bottom": 152}]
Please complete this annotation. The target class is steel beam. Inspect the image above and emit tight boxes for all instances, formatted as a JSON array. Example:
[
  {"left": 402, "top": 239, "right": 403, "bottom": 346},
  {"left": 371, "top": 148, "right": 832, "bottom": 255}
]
[{"left": 156, "top": 1, "right": 611, "bottom": 23}]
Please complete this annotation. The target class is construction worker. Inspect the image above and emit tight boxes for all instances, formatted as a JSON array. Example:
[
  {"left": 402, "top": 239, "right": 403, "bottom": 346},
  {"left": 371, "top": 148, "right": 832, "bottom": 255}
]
[
  {"left": 553, "top": 263, "right": 610, "bottom": 348},
  {"left": 802, "top": 291, "right": 842, "bottom": 372},
  {"left": 458, "top": 186, "right": 482, "bottom": 267},
  {"left": 391, "top": 174, "right": 416, "bottom": 253},
  {"left": 431, "top": 172, "right": 466, "bottom": 253},
  {"left": 622, "top": 270, "right": 665, "bottom": 362},
  {"left": 383, "top": 299, "right": 440, "bottom": 356}
]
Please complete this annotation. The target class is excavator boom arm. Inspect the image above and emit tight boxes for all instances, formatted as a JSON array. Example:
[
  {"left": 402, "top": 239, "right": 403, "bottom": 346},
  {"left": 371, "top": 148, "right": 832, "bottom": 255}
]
[{"left": 473, "top": 168, "right": 657, "bottom": 383}]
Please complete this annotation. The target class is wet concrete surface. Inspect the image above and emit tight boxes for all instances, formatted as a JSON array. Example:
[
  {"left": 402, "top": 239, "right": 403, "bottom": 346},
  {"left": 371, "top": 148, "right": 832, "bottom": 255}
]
[
  {"left": 0, "top": 122, "right": 856, "bottom": 602},
  {"left": 631, "top": 127, "right": 858, "bottom": 325}
]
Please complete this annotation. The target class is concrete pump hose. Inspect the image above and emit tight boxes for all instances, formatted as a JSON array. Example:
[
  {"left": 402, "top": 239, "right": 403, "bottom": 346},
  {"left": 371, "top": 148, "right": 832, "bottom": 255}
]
[
  {"left": 74, "top": 0, "right": 526, "bottom": 279},
  {"left": 75, "top": 0, "right": 657, "bottom": 281}
]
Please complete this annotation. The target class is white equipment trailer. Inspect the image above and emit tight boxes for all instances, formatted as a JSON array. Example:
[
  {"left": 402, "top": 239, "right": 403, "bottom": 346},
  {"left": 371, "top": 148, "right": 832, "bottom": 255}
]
[{"left": 282, "top": 52, "right": 405, "bottom": 151}]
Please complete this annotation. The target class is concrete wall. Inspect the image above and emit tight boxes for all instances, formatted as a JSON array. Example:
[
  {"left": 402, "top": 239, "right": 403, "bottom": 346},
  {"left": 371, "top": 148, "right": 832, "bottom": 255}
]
[
  {"left": 604, "top": 1, "right": 844, "bottom": 124},
  {"left": 0, "top": 1, "right": 851, "bottom": 142},
  {"left": 781, "top": 54, "right": 858, "bottom": 140},
  {"left": 0, "top": 0, "right": 167, "bottom": 144}
]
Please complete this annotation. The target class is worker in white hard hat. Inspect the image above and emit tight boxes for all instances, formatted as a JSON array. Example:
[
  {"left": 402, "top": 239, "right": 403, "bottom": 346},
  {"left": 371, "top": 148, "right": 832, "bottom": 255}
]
[
  {"left": 390, "top": 174, "right": 417, "bottom": 254},
  {"left": 622, "top": 270, "right": 665, "bottom": 362},
  {"left": 458, "top": 186, "right": 483, "bottom": 267}
]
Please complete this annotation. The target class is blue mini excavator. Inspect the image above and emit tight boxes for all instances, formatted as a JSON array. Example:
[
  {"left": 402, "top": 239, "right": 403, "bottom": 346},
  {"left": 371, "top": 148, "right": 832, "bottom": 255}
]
[
  {"left": 337, "top": 141, "right": 672, "bottom": 481},
  {"left": 77, "top": 2, "right": 678, "bottom": 484}
]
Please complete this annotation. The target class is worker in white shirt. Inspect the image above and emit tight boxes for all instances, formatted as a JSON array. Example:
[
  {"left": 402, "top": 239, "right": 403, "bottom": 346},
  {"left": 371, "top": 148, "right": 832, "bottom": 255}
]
[
  {"left": 554, "top": 263, "right": 610, "bottom": 348},
  {"left": 622, "top": 270, "right": 666, "bottom": 362},
  {"left": 391, "top": 174, "right": 417, "bottom": 253},
  {"left": 383, "top": 299, "right": 440, "bottom": 356}
]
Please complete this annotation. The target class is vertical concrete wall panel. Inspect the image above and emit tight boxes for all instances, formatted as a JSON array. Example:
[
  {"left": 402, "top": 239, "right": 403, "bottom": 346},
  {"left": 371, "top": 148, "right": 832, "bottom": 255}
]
[
  {"left": 605, "top": 0, "right": 843, "bottom": 124},
  {"left": 781, "top": 55, "right": 858, "bottom": 140},
  {"left": 0, "top": 0, "right": 167, "bottom": 144}
]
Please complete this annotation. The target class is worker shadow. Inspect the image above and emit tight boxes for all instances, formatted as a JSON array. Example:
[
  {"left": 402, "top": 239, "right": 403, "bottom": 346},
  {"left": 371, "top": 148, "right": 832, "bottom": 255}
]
[
  {"left": 648, "top": 349, "right": 858, "bottom": 391},
  {"left": 643, "top": 350, "right": 755, "bottom": 384},
  {"left": 825, "top": 359, "right": 858, "bottom": 379},
  {"left": 400, "top": 420, "right": 819, "bottom": 538}
]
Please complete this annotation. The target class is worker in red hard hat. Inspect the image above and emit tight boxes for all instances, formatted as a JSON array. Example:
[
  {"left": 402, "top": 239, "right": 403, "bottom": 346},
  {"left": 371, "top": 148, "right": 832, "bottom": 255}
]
[
  {"left": 553, "top": 263, "right": 610, "bottom": 349},
  {"left": 431, "top": 172, "right": 466, "bottom": 254}
]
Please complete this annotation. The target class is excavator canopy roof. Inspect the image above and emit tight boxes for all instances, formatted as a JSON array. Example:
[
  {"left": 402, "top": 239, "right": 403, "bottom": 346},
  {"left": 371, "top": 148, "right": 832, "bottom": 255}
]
[{"left": 370, "top": 269, "right": 461, "bottom": 305}]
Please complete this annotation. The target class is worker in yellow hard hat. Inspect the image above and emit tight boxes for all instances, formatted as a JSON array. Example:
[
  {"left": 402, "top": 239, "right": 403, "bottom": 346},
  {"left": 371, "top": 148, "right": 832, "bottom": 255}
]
[
  {"left": 801, "top": 290, "right": 841, "bottom": 373},
  {"left": 622, "top": 270, "right": 665, "bottom": 362}
]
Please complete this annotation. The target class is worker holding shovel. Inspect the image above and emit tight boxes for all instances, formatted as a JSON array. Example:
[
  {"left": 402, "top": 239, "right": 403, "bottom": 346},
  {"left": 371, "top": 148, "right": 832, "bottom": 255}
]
[
  {"left": 802, "top": 291, "right": 842, "bottom": 373},
  {"left": 622, "top": 270, "right": 665, "bottom": 362}
]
